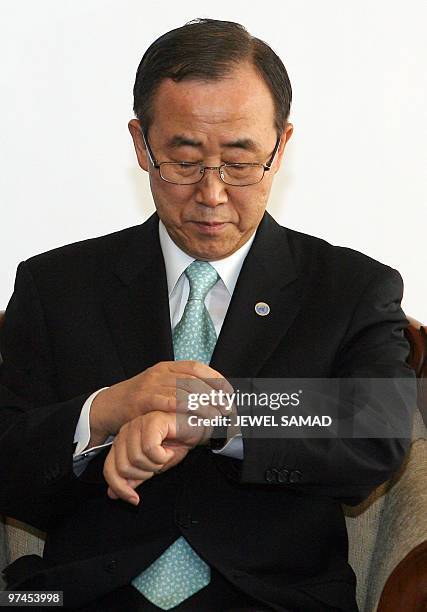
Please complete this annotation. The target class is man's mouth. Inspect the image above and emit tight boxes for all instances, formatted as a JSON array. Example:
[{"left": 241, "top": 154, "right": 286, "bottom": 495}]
[
  {"left": 190, "top": 220, "right": 228, "bottom": 225},
  {"left": 189, "top": 220, "right": 228, "bottom": 234}
]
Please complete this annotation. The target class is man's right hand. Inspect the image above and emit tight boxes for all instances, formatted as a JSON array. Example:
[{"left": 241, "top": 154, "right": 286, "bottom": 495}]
[{"left": 88, "top": 360, "right": 232, "bottom": 447}]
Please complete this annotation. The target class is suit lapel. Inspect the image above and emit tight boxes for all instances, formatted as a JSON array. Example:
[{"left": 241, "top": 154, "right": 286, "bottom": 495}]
[
  {"left": 210, "top": 213, "right": 304, "bottom": 378},
  {"left": 102, "top": 214, "right": 174, "bottom": 379},
  {"left": 101, "top": 212, "right": 305, "bottom": 380}
]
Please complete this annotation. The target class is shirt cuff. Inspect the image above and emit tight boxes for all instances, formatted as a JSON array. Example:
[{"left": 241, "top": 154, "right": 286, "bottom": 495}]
[
  {"left": 73, "top": 387, "right": 110, "bottom": 456},
  {"left": 212, "top": 433, "right": 244, "bottom": 459}
]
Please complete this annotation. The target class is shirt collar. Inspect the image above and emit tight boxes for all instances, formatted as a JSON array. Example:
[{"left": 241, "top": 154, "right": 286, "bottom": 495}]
[{"left": 159, "top": 220, "right": 256, "bottom": 297}]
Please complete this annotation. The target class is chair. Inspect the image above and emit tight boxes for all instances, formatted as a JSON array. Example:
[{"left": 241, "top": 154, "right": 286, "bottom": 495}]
[
  {"left": 0, "top": 311, "right": 426, "bottom": 611},
  {"left": 343, "top": 317, "right": 427, "bottom": 612}
]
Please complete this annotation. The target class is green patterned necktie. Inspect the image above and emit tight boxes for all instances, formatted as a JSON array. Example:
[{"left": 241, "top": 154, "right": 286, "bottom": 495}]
[
  {"left": 173, "top": 260, "right": 219, "bottom": 363},
  {"left": 132, "top": 261, "right": 219, "bottom": 610}
]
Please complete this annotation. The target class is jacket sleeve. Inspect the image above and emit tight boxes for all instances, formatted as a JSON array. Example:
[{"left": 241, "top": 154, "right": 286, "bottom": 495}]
[
  {"left": 231, "top": 267, "right": 417, "bottom": 505},
  {"left": 0, "top": 262, "right": 98, "bottom": 530}
]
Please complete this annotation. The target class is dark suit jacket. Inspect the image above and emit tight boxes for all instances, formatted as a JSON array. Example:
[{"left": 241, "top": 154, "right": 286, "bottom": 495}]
[{"left": 0, "top": 212, "right": 415, "bottom": 611}]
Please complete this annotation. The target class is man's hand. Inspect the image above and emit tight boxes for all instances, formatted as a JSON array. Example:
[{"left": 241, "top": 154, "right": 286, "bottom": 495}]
[
  {"left": 103, "top": 410, "right": 211, "bottom": 505},
  {"left": 88, "top": 360, "right": 232, "bottom": 448}
]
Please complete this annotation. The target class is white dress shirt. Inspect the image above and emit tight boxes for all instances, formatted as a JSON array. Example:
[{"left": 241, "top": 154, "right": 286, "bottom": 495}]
[{"left": 72, "top": 220, "right": 255, "bottom": 474}]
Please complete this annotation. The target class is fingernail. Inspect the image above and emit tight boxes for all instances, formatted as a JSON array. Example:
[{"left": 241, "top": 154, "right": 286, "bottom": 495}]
[{"left": 130, "top": 497, "right": 139, "bottom": 505}]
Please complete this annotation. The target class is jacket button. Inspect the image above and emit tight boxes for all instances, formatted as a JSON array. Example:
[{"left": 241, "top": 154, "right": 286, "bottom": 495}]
[
  {"left": 105, "top": 559, "right": 117, "bottom": 573},
  {"left": 278, "top": 469, "right": 289, "bottom": 483},
  {"left": 289, "top": 469, "right": 302, "bottom": 483},
  {"left": 264, "top": 469, "right": 275, "bottom": 483}
]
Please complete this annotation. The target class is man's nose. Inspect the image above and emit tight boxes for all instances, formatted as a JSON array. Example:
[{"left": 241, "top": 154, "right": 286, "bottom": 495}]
[{"left": 194, "top": 167, "right": 228, "bottom": 207}]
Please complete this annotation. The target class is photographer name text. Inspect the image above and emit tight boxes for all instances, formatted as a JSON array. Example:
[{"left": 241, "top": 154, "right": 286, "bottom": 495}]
[{"left": 188, "top": 415, "right": 332, "bottom": 427}]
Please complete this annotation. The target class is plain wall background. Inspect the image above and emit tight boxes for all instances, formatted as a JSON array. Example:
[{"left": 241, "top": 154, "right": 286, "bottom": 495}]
[{"left": 1, "top": 1, "right": 426, "bottom": 318}]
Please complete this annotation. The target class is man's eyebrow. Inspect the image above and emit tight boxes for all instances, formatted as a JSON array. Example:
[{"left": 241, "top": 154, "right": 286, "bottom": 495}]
[
  {"left": 166, "top": 135, "right": 203, "bottom": 148},
  {"left": 222, "top": 138, "right": 258, "bottom": 152},
  {"left": 166, "top": 135, "right": 259, "bottom": 152}
]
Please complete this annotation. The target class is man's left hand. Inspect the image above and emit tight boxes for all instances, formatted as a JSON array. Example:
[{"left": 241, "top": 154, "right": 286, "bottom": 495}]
[{"left": 103, "top": 410, "right": 211, "bottom": 505}]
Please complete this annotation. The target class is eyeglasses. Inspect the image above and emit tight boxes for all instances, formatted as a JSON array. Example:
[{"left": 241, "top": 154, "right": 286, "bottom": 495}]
[{"left": 141, "top": 131, "right": 281, "bottom": 187}]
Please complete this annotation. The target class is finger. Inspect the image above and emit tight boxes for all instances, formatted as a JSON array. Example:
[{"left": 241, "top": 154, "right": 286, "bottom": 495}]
[
  {"left": 103, "top": 447, "right": 140, "bottom": 505},
  {"left": 164, "top": 366, "right": 234, "bottom": 399},
  {"left": 161, "top": 444, "right": 191, "bottom": 469},
  {"left": 107, "top": 477, "right": 143, "bottom": 498},
  {"left": 146, "top": 385, "right": 218, "bottom": 415},
  {"left": 176, "top": 378, "right": 224, "bottom": 400},
  {"left": 174, "top": 411, "right": 211, "bottom": 446},
  {"left": 175, "top": 393, "right": 224, "bottom": 421},
  {"left": 144, "top": 371, "right": 228, "bottom": 398},
  {"left": 137, "top": 392, "right": 177, "bottom": 414},
  {"left": 107, "top": 486, "right": 119, "bottom": 499},
  {"left": 126, "top": 419, "right": 166, "bottom": 472},
  {"left": 111, "top": 439, "right": 154, "bottom": 496},
  {"left": 107, "top": 480, "right": 143, "bottom": 502},
  {"left": 175, "top": 385, "right": 235, "bottom": 418},
  {"left": 202, "top": 375, "right": 235, "bottom": 395},
  {"left": 170, "top": 361, "right": 231, "bottom": 386},
  {"left": 113, "top": 430, "right": 159, "bottom": 480},
  {"left": 137, "top": 378, "right": 216, "bottom": 408},
  {"left": 140, "top": 434, "right": 175, "bottom": 465},
  {"left": 175, "top": 388, "right": 201, "bottom": 415},
  {"left": 107, "top": 468, "right": 146, "bottom": 504},
  {"left": 106, "top": 412, "right": 174, "bottom": 470}
]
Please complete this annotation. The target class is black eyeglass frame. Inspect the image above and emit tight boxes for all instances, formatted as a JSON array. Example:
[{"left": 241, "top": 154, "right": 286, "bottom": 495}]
[{"left": 141, "top": 130, "right": 281, "bottom": 187}]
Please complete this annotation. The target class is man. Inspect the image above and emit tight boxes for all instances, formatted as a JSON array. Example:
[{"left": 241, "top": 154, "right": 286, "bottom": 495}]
[{"left": 0, "top": 18, "right": 415, "bottom": 612}]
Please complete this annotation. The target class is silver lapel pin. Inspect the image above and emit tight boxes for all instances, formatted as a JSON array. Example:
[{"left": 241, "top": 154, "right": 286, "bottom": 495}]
[{"left": 255, "top": 302, "right": 270, "bottom": 316}]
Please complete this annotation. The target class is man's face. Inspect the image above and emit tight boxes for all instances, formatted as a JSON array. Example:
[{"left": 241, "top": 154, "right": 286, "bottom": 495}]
[{"left": 129, "top": 62, "right": 293, "bottom": 260}]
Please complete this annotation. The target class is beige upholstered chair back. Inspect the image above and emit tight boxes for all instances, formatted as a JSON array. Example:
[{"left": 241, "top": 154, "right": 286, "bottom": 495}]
[{"left": 344, "top": 409, "right": 426, "bottom": 611}]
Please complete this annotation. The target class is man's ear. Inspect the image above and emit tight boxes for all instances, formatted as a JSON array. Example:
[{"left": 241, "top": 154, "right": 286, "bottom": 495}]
[
  {"left": 128, "top": 118, "right": 149, "bottom": 172},
  {"left": 274, "top": 122, "right": 293, "bottom": 173}
]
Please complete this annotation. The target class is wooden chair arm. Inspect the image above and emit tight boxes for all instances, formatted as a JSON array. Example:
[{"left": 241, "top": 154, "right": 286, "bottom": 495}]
[
  {"left": 377, "top": 541, "right": 427, "bottom": 611},
  {"left": 404, "top": 319, "right": 427, "bottom": 425}
]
